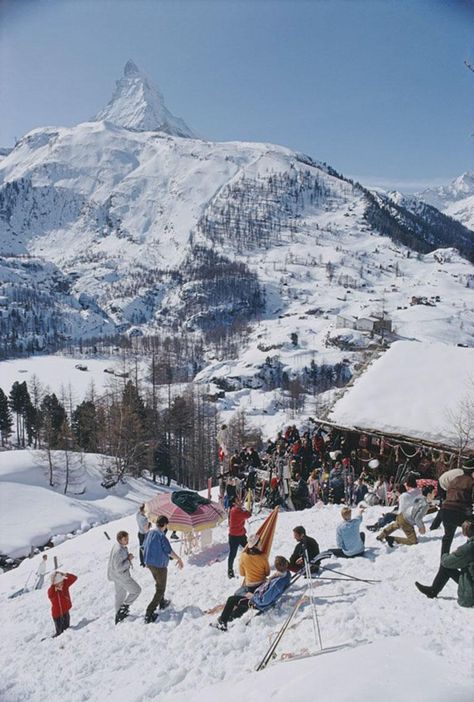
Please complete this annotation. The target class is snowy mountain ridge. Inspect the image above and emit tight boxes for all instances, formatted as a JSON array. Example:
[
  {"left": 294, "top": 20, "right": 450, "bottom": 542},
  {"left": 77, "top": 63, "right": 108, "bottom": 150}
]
[
  {"left": 0, "top": 61, "right": 473, "bottom": 365},
  {"left": 418, "top": 171, "right": 474, "bottom": 230}
]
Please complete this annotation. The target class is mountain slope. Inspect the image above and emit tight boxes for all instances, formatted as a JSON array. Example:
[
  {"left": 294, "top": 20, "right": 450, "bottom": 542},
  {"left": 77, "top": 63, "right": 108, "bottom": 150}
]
[
  {"left": 0, "top": 62, "right": 473, "bottom": 358},
  {"left": 418, "top": 172, "right": 474, "bottom": 230}
]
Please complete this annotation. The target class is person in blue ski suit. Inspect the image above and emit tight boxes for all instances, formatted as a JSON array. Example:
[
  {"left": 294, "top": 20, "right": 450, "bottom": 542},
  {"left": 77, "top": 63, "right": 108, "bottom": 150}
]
[{"left": 212, "top": 556, "right": 291, "bottom": 631}]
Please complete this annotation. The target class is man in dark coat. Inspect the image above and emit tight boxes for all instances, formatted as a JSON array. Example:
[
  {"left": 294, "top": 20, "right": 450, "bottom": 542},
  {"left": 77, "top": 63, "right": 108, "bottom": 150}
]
[
  {"left": 288, "top": 526, "right": 320, "bottom": 573},
  {"left": 439, "top": 458, "right": 474, "bottom": 555}
]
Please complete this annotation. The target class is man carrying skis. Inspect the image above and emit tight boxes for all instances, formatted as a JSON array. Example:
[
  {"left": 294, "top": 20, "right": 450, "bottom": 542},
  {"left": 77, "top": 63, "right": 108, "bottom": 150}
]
[{"left": 107, "top": 530, "right": 142, "bottom": 624}]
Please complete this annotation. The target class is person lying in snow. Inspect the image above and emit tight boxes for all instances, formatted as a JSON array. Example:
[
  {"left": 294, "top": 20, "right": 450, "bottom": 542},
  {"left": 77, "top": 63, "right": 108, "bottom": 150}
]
[
  {"left": 47, "top": 571, "right": 77, "bottom": 637},
  {"left": 211, "top": 556, "right": 291, "bottom": 631},
  {"left": 415, "top": 520, "right": 474, "bottom": 607}
]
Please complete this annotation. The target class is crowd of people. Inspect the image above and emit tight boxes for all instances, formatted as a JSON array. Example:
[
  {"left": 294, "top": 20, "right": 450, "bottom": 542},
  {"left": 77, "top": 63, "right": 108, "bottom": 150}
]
[{"left": 42, "top": 426, "right": 473, "bottom": 636}]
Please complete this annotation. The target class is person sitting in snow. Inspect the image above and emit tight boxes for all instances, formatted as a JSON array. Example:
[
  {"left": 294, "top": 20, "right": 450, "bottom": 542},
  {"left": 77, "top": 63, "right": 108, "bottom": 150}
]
[
  {"left": 415, "top": 520, "right": 474, "bottom": 607},
  {"left": 107, "top": 530, "right": 142, "bottom": 624},
  {"left": 330, "top": 506, "right": 366, "bottom": 558},
  {"left": 211, "top": 556, "right": 291, "bottom": 631},
  {"left": 47, "top": 571, "right": 77, "bottom": 637},
  {"left": 288, "top": 525, "right": 320, "bottom": 573},
  {"left": 235, "top": 534, "right": 270, "bottom": 596}
]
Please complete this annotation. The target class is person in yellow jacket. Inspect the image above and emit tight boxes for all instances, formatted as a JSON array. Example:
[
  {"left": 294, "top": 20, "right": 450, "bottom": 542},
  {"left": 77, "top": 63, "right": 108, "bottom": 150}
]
[{"left": 235, "top": 534, "right": 270, "bottom": 596}]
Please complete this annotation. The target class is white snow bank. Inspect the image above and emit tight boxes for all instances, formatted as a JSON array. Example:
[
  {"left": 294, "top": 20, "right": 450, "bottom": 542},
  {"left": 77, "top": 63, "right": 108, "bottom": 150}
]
[
  {"left": 0, "top": 450, "right": 167, "bottom": 557},
  {"left": 0, "top": 502, "right": 472, "bottom": 702},
  {"left": 328, "top": 341, "right": 474, "bottom": 447}
]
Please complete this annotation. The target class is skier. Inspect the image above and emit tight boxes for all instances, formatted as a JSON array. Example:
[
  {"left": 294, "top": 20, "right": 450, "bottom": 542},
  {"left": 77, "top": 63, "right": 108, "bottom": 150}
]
[
  {"left": 211, "top": 556, "right": 291, "bottom": 631},
  {"left": 47, "top": 571, "right": 77, "bottom": 637},
  {"left": 227, "top": 496, "right": 251, "bottom": 579},
  {"left": 34, "top": 554, "right": 48, "bottom": 590},
  {"left": 107, "top": 530, "right": 142, "bottom": 624},
  {"left": 143, "top": 515, "right": 183, "bottom": 623}
]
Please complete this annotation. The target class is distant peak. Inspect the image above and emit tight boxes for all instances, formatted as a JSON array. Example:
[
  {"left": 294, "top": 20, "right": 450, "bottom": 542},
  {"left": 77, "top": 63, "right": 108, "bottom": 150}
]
[
  {"left": 94, "top": 61, "right": 196, "bottom": 138},
  {"left": 124, "top": 59, "right": 140, "bottom": 77}
]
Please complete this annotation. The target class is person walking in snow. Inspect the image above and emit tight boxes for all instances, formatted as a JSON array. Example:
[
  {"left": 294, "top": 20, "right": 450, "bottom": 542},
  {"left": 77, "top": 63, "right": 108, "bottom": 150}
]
[
  {"left": 143, "top": 515, "right": 183, "bottom": 623},
  {"left": 227, "top": 496, "right": 251, "bottom": 579},
  {"left": 34, "top": 554, "right": 48, "bottom": 590},
  {"left": 330, "top": 506, "right": 366, "bottom": 558},
  {"left": 107, "top": 530, "right": 142, "bottom": 624},
  {"left": 47, "top": 571, "right": 77, "bottom": 637},
  {"left": 415, "top": 519, "right": 474, "bottom": 607},
  {"left": 136, "top": 504, "right": 150, "bottom": 567},
  {"left": 438, "top": 458, "right": 474, "bottom": 555}
]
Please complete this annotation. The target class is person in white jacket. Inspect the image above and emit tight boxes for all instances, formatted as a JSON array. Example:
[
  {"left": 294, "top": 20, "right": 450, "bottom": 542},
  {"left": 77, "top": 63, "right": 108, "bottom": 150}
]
[
  {"left": 107, "top": 531, "right": 142, "bottom": 624},
  {"left": 34, "top": 554, "right": 48, "bottom": 590},
  {"left": 377, "top": 475, "right": 434, "bottom": 547}
]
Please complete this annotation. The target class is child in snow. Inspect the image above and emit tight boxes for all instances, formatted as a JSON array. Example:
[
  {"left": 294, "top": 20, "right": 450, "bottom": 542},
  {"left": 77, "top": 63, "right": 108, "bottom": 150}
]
[
  {"left": 47, "top": 572, "right": 77, "bottom": 637},
  {"left": 34, "top": 554, "right": 48, "bottom": 590}
]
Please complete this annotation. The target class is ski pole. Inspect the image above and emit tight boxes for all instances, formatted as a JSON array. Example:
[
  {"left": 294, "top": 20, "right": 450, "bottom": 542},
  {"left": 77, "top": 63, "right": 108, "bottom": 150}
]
[
  {"left": 303, "top": 542, "right": 323, "bottom": 651},
  {"left": 318, "top": 565, "right": 380, "bottom": 584}
]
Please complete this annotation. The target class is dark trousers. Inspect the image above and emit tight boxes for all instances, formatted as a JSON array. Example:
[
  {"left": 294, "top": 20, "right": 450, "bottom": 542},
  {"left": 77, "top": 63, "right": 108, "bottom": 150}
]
[
  {"left": 431, "top": 565, "right": 460, "bottom": 595},
  {"left": 441, "top": 509, "right": 467, "bottom": 556},
  {"left": 53, "top": 612, "right": 70, "bottom": 636},
  {"left": 146, "top": 566, "right": 168, "bottom": 617},
  {"left": 138, "top": 532, "right": 146, "bottom": 566},
  {"left": 228, "top": 534, "right": 247, "bottom": 573},
  {"left": 220, "top": 595, "right": 250, "bottom": 624},
  {"left": 331, "top": 532, "right": 365, "bottom": 558}
]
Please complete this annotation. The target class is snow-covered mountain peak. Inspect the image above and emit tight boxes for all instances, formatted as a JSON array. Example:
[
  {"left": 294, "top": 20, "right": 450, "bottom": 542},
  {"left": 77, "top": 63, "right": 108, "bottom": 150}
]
[
  {"left": 417, "top": 171, "right": 474, "bottom": 230},
  {"left": 93, "top": 60, "right": 195, "bottom": 138}
]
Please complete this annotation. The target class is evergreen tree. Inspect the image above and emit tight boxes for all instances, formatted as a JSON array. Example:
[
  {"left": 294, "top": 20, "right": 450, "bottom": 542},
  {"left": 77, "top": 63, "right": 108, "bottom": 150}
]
[
  {"left": 0, "top": 388, "right": 13, "bottom": 446},
  {"left": 41, "top": 393, "right": 68, "bottom": 449},
  {"left": 72, "top": 400, "right": 98, "bottom": 452}
]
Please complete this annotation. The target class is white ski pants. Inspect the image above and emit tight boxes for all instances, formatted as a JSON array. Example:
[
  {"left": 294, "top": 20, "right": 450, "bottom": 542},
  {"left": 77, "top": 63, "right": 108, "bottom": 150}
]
[{"left": 113, "top": 572, "right": 141, "bottom": 612}]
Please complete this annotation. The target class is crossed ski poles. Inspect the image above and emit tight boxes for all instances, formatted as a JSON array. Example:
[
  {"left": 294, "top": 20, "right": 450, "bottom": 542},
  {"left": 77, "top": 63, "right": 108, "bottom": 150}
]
[{"left": 317, "top": 564, "right": 380, "bottom": 584}]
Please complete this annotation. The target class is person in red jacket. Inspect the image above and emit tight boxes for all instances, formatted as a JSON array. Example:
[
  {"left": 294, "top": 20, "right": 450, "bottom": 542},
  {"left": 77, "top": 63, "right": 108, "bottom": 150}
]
[
  {"left": 47, "top": 571, "right": 77, "bottom": 637},
  {"left": 228, "top": 496, "right": 251, "bottom": 579}
]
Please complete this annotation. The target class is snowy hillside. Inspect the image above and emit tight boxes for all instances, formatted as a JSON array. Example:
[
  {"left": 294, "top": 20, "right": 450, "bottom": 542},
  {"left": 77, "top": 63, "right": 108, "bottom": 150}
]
[
  {"left": 0, "top": 501, "right": 472, "bottom": 702},
  {"left": 0, "top": 61, "right": 473, "bottom": 362},
  {"left": 418, "top": 172, "right": 474, "bottom": 230}
]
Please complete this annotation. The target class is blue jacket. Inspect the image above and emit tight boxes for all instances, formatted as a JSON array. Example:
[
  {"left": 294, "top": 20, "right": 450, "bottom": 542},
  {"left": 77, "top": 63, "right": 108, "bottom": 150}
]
[
  {"left": 252, "top": 571, "right": 291, "bottom": 611},
  {"left": 336, "top": 515, "right": 365, "bottom": 557},
  {"left": 143, "top": 529, "right": 172, "bottom": 568}
]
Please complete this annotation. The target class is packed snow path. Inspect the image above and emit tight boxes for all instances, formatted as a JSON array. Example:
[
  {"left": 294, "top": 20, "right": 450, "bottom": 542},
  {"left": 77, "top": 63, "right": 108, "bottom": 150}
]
[{"left": 0, "top": 505, "right": 472, "bottom": 702}]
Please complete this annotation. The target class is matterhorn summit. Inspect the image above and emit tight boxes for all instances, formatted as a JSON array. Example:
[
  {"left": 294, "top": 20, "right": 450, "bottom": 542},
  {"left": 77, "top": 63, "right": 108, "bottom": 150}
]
[{"left": 94, "top": 60, "right": 195, "bottom": 137}]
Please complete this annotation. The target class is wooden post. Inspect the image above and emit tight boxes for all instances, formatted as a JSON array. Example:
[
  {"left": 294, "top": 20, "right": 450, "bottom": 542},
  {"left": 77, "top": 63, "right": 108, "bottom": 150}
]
[{"left": 207, "top": 477, "right": 212, "bottom": 500}]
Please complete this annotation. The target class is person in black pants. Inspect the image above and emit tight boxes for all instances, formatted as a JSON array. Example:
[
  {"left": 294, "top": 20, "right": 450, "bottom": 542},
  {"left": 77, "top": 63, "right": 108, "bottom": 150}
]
[{"left": 439, "top": 459, "right": 474, "bottom": 555}]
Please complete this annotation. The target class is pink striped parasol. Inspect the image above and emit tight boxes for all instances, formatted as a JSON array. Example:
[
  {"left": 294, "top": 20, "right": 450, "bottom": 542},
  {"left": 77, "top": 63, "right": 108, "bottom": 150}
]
[{"left": 145, "top": 492, "right": 226, "bottom": 533}]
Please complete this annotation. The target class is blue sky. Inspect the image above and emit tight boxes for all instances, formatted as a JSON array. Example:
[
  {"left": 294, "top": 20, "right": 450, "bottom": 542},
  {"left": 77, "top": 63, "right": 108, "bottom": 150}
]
[{"left": 0, "top": 0, "right": 472, "bottom": 191}]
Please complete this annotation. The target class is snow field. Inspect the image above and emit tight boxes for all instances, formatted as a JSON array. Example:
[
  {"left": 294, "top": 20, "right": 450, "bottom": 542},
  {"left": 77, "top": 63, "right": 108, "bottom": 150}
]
[{"left": 0, "top": 503, "right": 472, "bottom": 702}]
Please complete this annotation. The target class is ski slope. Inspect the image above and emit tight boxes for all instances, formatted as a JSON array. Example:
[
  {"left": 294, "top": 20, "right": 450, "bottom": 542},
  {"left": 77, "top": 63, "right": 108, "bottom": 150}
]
[{"left": 0, "top": 499, "right": 472, "bottom": 702}]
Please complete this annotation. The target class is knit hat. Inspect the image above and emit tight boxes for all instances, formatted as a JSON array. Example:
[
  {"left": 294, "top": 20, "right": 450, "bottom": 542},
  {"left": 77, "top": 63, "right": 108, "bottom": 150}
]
[
  {"left": 51, "top": 572, "right": 65, "bottom": 585},
  {"left": 463, "top": 457, "right": 474, "bottom": 472},
  {"left": 247, "top": 534, "right": 261, "bottom": 549}
]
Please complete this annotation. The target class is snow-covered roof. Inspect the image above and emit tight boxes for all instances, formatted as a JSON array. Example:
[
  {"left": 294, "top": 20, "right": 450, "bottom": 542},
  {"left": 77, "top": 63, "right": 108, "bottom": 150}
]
[{"left": 328, "top": 341, "right": 474, "bottom": 449}]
